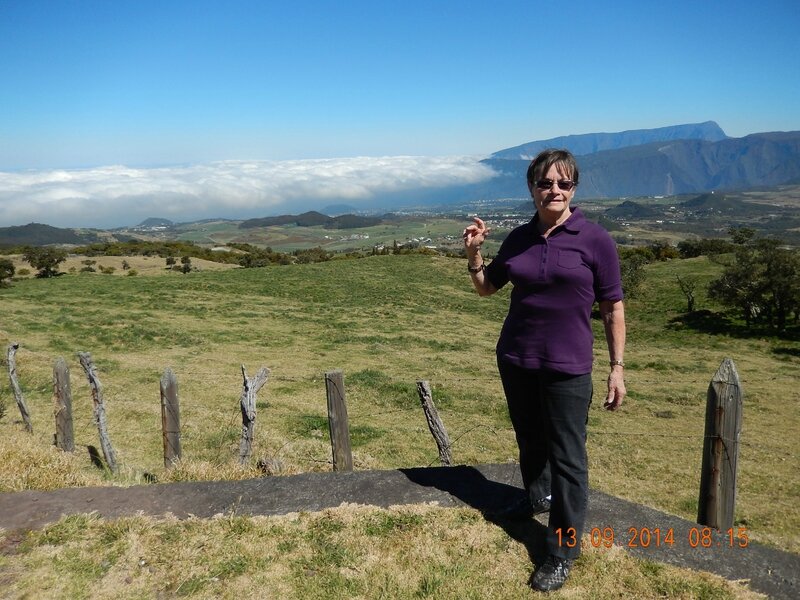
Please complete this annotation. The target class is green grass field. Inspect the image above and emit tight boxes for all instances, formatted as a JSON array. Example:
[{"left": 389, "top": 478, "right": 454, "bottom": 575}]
[
  {"left": 173, "top": 217, "right": 475, "bottom": 253},
  {"left": 1, "top": 253, "right": 797, "bottom": 598}
]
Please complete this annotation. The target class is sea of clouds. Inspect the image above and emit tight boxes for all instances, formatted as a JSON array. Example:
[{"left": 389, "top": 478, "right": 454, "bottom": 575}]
[{"left": 0, "top": 156, "right": 496, "bottom": 229}]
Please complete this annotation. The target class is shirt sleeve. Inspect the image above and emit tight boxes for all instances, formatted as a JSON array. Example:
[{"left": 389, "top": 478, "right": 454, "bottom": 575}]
[
  {"left": 485, "top": 253, "right": 509, "bottom": 290},
  {"left": 592, "top": 230, "right": 624, "bottom": 302},
  {"left": 484, "top": 229, "right": 518, "bottom": 291}
]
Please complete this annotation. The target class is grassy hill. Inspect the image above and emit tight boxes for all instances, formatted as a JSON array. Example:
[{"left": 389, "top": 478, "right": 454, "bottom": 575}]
[
  {"left": 0, "top": 254, "right": 796, "bottom": 597},
  {"left": 0, "top": 222, "right": 110, "bottom": 247}
]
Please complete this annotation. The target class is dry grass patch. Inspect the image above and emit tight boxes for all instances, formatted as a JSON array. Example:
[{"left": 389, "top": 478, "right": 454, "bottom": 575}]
[
  {"left": 0, "top": 505, "right": 765, "bottom": 599},
  {"left": 0, "top": 428, "right": 105, "bottom": 492},
  {"left": 6, "top": 254, "right": 239, "bottom": 278}
]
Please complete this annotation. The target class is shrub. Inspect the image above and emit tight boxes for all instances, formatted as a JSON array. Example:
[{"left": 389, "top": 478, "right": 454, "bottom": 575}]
[
  {"left": 0, "top": 257, "right": 15, "bottom": 287},
  {"left": 22, "top": 247, "right": 67, "bottom": 278},
  {"left": 708, "top": 237, "right": 800, "bottom": 332},
  {"left": 619, "top": 253, "right": 648, "bottom": 299}
]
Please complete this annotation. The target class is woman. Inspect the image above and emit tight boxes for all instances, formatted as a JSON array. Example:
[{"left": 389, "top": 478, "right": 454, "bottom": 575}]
[{"left": 463, "top": 148, "right": 626, "bottom": 592}]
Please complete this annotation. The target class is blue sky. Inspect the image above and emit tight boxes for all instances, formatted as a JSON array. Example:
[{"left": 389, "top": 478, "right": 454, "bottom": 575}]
[{"left": 1, "top": 0, "right": 799, "bottom": 227}]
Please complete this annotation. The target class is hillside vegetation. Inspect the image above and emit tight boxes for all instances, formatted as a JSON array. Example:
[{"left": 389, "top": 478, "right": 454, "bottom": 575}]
[{"left": 0, "top": 253, "right": 796, "bottom": 597}]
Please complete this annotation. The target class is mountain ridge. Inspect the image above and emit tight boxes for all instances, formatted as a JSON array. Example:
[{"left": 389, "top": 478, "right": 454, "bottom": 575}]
[
  {"left": 481, "top": 130, "right": 800, "bottom": 199},
  {"left": 491, "top": 121, "right": 728, "bottom": 160}
]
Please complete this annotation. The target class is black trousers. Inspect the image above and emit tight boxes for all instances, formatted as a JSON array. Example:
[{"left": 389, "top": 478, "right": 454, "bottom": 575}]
[{"left": 498, "top": 359, "right": 592, "bottom": 559}]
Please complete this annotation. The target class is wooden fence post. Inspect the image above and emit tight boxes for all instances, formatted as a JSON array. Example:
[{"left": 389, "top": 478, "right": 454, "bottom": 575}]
[
  {"left": 7, "top": 343, "right": 33, "bottom": 433},
  {"left": 325, "top": 370, "right": 353, "bottom": 472},
  {"left": 77, "top": 352, "right": 118, "bottom": 474},
  {"left": 697, "top": 358, "right": 743, "bottom": 530},
  {"left": 160, "top": 368, "right": 181, "bottom": 469},
  {"left": 416, "top": 380, "right": 453, "bottom": 466},
  {"left": 239, "top": 365, "right": 270, "bottom": 465},
  {"left": 53, "top": 357, "right": 75, "bottom": 452}
]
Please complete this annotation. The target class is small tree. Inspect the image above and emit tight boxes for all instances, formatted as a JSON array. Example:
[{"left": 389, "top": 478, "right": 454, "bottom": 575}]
[
  {"left": 22, "top": 247, "right": 67, "bottom": 278},
  {"left": 759, "top": 241, "right": 800, "bottom": 332},
  {"left": 180, "top": 256, "right": 192, "bottom": 274},
  {"left": 0, "top": 258, "right": 15, "bottom": 287},
  {"left": 676, "top": 275, "right": 698, "bottom": 312},
  {"left": 729, "top": 226, "right": 756, "bottom": 245},
  {"left": 709, "top": 236, "right": 800, "bottom": 332},
  {"left": 648, "top": 241, "right": 680, "bottom": 261},
  {"left": 165, "top": 256, "right": 176, "bottom": 267}
]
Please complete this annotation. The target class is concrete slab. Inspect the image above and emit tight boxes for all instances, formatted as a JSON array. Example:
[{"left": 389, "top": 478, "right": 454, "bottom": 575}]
[{"left": 0, "top": 464, "right": 797, "bottom": 598}]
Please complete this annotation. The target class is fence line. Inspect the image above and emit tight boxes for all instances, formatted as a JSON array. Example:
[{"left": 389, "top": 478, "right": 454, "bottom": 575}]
[
  {"left": 0, "top": 347, "right": 752, "bottom": 524},
  {"left": 4, "top": 365, "right": 761, "bottom": 448}
]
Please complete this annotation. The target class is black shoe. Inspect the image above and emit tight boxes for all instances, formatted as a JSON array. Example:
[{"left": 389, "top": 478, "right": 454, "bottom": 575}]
[
  {"left": 529, "top": 555, "right": 573, "bottom": 592},
  {"left": 488, "top": 495, "right": 551, "bottom": 520},
  {"left": 531, "top": 496, "right": 551, "bottom": 516}
]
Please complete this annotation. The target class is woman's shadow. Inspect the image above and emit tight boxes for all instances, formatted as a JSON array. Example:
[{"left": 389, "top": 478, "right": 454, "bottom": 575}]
[{"left": 400, "top": 464, "right": 549, "bottom": 566}]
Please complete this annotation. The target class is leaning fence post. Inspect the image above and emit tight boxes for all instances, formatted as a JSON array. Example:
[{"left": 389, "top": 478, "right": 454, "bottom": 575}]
[
  {"left": 239, "top": 365, "right": 270, "bottom": 465},
  {"left": 697, "top": 358, "right": 743, "bottom": 530},
  {"left": 53, "top": 357, "right": 75, "bottom": 452},
  {"left": 325, "top": 370, "right": 353, "bottom": 472},
  {"left": 416, "top": 380, "right": 453, "bottom": 466},
  {"left": 160, "top": 368, "right": 181, "bottom": 469},
  {"left": 77, "top": 352, "right": 118, "bottom": 474},
  {"left": 7, "top": 343, "right": 33, "bottom": 433}
]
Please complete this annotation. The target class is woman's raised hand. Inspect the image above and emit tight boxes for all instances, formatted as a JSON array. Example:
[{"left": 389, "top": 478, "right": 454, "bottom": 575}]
[{"left": 463, "top": 217, "right": 490, "bottom": 253}]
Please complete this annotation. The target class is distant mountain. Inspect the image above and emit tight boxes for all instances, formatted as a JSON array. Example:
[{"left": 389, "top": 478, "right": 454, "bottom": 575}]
[
  {"left": 0, "top": 223, "right": 104, "bottom": 247},
  {"left": 491, "top": 121, "right": 728, "bottom": 160},
  {"left": 680, "top": 193, "right": 749, "bottom": 213},
  {"left": 321, "top": 204, "right": 358, "bottom": 216},
  {"left": 239, "top": 211, "right": 381, "bottom": 230},
  {"left": 605, "top": 200, "right": 661, "bottom": 219},
  {"left": 326, "top": 214, "right": 382, "bottom": 229},
  {"left": 240, "top": 211, "right": 330, "bottom": 228},
  {"left": 479, "top": 130, "right": 800, "bottom": 199},
  {"left": 136, "top": 217, "right": 174, "bottom": 227}
]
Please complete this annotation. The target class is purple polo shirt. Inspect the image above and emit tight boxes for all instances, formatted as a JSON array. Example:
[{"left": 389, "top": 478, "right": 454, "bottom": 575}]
[{"left": 485, "top": 207, "right": 623, "bottom": 375}]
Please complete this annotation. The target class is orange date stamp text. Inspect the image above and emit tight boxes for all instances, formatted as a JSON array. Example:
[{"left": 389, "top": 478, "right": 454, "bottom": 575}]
[{"left": 556, "top": 526, "right": 749, "bottom": 549}]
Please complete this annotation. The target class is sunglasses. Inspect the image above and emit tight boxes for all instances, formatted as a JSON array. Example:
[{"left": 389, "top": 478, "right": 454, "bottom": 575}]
[{"left": 534, "top": 179, "right": 576, "bottom": 191}]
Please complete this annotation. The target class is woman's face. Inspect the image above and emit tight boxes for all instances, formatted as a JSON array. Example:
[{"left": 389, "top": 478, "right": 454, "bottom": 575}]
[{"left": 529, "top": 163, "right": 576, "bottom": 224}]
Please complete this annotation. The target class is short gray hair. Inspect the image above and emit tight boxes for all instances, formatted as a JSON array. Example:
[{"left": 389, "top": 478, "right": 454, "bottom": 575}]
[{"left": 526, "top": 149, "right": 579, "bottom": 187}]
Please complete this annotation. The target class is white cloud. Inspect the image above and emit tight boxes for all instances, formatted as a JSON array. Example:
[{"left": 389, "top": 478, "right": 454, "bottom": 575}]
[{"left": 0, "top": 156, "right": 496, "bottom": 228}]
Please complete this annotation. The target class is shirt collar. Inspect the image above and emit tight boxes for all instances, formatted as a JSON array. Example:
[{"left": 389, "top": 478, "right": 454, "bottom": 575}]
[
  {"left": 562, "top": 207, "right": 586, "bottom": 232},
  {"left": 530, "top": 206, "right": 586, "bottom": 234}
]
